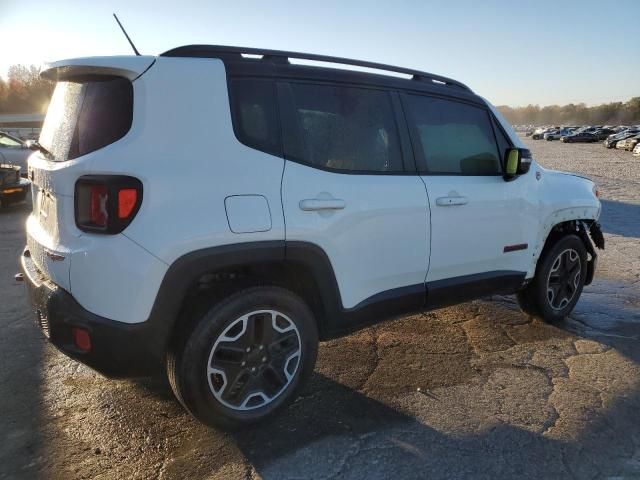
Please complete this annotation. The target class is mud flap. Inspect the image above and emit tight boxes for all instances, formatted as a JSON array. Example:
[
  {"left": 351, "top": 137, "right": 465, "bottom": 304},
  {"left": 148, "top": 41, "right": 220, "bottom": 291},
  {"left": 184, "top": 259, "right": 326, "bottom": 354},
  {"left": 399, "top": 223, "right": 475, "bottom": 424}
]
[
  {"left": 589, "top": 222, "right": 605, "bottom": 250},
  {"left": 580, "top": 222, "right": 602, "bottom": 286}
]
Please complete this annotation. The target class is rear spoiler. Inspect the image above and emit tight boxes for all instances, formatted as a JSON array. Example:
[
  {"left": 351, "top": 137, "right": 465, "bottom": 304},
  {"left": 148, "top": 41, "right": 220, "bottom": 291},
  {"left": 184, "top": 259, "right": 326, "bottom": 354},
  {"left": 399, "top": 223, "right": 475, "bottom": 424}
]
[{"left": 41, "top": 56, "right": 156, "bottom": 81}]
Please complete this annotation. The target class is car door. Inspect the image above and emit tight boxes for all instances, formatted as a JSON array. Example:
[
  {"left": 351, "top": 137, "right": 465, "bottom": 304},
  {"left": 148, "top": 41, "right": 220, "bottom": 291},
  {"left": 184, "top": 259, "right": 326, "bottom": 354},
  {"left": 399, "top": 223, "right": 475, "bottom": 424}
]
[
  {"left": 279, "top": 81, "right": 430, "bottom": 316},
  {"left": 401, "top": 93, "right": 538, "bottom": 302}
]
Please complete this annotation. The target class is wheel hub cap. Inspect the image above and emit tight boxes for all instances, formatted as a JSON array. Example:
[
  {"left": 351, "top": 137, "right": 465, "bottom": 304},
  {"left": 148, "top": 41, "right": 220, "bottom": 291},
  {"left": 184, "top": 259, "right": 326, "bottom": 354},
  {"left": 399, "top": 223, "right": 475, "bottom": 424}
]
[
  {"left": 206, "top": 310, "right": 302, "bottom": 411},
  {"left": 546, "top": 248, "right": 581, "bottom": 311}
]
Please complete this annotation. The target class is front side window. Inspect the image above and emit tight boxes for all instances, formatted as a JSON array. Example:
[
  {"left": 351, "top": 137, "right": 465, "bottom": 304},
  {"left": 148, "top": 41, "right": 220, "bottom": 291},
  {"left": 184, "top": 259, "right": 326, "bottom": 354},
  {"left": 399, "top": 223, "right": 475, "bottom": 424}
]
[
  {"left": 281, "top": 83, "right": 403, "bottom": 173},
  {"left": 404, "top": 95, "right": 501, "bottom": 175}
]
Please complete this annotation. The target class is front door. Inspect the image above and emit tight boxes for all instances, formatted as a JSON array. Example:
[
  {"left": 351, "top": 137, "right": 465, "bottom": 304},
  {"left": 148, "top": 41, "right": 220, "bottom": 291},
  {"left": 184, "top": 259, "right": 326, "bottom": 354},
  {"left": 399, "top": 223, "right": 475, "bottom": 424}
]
[{"left": 401, "top": 93, "right": 537, "bottom": 298}]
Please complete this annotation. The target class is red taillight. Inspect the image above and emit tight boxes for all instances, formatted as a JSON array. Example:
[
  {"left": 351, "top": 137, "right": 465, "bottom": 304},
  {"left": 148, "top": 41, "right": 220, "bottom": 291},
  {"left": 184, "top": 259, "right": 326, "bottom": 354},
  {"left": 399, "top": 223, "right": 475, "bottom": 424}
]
[
  {"left": 75, "top": 176, "right": 142, "bottom": 233},
  {"left": 118, "top": 188, "right": 138, "bottom": 219},
  {"left": 72, "top": 327, "right": 92, "bottom": 352}
]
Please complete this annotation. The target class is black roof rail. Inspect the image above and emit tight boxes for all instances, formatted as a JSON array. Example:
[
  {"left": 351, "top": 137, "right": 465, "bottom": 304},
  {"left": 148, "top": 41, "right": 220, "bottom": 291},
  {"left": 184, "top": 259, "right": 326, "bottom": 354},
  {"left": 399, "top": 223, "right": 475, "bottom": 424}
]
[{"left": 160, "top": 45, "right": 472, "bottom": 92}]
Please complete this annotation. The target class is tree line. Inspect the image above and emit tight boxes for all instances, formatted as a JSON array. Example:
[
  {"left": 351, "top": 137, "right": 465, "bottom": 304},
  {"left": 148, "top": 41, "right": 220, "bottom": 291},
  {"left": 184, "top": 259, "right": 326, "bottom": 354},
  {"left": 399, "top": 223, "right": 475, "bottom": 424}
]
[
  {"left": 0, "top": 65, "right": 54, "bottom": 114},
  {"left": 497, "top": 98, "right": 640, "bottom": 126},
  {"left": 1, "top": 63, "right": 639, "bottom": 127}
]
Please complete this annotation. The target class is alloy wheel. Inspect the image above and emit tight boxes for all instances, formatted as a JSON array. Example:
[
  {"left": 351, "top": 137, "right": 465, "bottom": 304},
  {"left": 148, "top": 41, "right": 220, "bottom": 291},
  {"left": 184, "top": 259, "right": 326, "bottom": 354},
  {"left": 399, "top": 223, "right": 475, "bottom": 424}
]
[
  {"left": 546, "top": 248, "right": 582, "bottom": 311},
  {"left": 206, "top": 310, "right": 302, "bottom": 411}
]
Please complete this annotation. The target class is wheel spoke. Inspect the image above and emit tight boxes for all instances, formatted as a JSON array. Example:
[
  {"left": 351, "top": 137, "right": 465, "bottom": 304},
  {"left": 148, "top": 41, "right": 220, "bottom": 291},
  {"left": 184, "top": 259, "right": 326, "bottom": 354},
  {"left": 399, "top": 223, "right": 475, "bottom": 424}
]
[
  {"left": 261, "top": 364, "right": 289, "bottom": 396},
  {"left": 211, "top": 345, "right": 245, "bottom": 365},
  {"left": 269, "top": 331, "right": 299, "bottom": 357},
  {"left": 221, "top": 367, "right": 253, "bottom": 403}
]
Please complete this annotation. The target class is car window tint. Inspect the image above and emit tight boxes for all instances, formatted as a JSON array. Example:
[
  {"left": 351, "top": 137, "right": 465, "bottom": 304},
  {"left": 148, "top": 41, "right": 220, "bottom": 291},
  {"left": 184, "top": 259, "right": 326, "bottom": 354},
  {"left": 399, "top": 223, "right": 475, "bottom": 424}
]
[
  {"left": 39, "top": 77, "right": 133, "bottom": 161},
  {"left": 404, "top": 95, "right": 501, "bottom": 175},
  {"left": 282, "top": 83, "right": 403, "bottom": 173},
  {"left": 0, "top": 135, "right": 22, "bottom": 147},
  {"left": 229, "top": 79, "right": 281, "bottom": 157}
]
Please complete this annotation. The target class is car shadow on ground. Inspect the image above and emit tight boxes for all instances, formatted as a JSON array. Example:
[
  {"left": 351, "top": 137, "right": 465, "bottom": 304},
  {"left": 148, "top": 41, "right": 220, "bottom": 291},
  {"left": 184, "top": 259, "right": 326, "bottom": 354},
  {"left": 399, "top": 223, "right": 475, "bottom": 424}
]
[
  {"left": 599, "top": 199, "right": 640, "bottom": 238},
  {"left": 127, "top": 296, "right": 640, "bottom": 480},
  {"left": 0, "top": 206, "right": 46, "bottom": 479}
]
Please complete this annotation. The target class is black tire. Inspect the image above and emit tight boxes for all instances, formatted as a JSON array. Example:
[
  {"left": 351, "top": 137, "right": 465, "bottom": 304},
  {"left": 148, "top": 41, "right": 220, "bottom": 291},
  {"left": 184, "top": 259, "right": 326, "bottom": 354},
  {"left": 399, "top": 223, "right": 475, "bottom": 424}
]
[
  {"left": 516, "top": 234, "right": 587, "bottom": 323},
  {"left": 167, "top": 286, "right": 318, "bottom": 429}
]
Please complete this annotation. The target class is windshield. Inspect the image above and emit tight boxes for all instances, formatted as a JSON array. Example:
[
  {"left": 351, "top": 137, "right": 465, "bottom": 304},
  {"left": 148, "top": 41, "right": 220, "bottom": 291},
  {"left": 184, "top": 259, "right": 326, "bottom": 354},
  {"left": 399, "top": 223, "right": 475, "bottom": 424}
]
[{"left": 39, "top": 76, "right": 133, "bottom": 161}]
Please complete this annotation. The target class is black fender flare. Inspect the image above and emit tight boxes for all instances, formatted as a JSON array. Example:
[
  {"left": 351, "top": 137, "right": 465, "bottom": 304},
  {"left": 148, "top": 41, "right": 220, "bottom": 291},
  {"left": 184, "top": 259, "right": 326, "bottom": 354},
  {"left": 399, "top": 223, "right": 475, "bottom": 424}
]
[{"left": 144, "top": 240, "right": 346, "bottom": 359}]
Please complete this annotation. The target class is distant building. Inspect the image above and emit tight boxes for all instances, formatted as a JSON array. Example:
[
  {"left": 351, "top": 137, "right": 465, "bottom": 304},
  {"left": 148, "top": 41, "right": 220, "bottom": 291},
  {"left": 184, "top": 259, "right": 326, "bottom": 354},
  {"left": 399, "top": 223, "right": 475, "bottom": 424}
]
[{"left": 0, "top": 113, "right": 45, "bottom": 139}]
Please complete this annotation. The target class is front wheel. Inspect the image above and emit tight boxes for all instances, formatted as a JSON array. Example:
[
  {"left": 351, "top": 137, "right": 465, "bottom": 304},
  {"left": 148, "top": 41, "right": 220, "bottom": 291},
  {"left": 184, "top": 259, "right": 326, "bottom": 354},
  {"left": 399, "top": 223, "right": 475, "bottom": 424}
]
[
  {"left": 517, "top": 235, "right": 587, "bottom": 322},
  {"left": 167, "top": 286, "right": 319, "bottom": 429}
]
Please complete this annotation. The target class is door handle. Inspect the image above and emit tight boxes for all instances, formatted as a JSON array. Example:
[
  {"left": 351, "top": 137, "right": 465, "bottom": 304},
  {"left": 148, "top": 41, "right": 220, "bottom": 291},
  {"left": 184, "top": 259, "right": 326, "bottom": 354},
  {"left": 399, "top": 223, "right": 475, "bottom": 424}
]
[
  {"left": 435, "top": 196, "right": 469, "bottom": 206},
  {"left": 299, "top": 198, "right": 346, "bottom": 211}
]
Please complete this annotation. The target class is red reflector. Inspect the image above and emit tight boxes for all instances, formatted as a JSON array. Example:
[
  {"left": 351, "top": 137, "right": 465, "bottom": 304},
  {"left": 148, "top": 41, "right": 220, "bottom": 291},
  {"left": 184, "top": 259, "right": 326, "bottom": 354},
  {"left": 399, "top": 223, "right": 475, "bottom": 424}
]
[
  {"left": 72, "top": 327, "right": 92, "bottom": 352},
  {"left": 90, "top": 185, "right": 109, "bottom": 227},
  {"left": 118, "top": 188, "right": 138, "bottom": 219}
]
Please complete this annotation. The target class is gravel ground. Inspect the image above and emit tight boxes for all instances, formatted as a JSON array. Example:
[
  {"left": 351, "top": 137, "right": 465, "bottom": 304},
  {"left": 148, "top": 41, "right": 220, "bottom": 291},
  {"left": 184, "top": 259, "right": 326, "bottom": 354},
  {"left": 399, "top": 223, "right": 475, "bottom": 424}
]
[{"left": 1, "top": 137, "right": 639, "bottom": 480}]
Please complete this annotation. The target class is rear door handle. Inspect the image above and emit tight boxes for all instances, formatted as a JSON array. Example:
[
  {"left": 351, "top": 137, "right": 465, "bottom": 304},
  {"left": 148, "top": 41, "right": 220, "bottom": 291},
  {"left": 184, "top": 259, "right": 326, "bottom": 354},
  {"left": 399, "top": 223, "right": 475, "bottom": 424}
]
[
  {"left": 299, "top": 198, "right": 346, "bottom": 211},
  {"left": 435, "top": 196, "right": 469, "bottom": 206}
]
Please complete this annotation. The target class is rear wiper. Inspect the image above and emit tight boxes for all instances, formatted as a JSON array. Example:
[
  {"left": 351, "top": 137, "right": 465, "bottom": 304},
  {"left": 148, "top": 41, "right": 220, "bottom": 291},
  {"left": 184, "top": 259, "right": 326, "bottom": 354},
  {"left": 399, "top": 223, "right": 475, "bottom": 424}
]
[{"left": 28, "top": 140, "right": 53, "bottom": 159}]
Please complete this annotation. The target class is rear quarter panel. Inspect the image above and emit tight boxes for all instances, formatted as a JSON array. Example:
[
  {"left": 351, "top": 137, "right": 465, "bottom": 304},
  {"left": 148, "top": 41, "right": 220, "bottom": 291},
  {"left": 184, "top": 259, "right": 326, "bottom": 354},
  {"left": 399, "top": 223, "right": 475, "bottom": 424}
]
[{"left": 120, "top": 57, "right": 286, "bottom": 264}]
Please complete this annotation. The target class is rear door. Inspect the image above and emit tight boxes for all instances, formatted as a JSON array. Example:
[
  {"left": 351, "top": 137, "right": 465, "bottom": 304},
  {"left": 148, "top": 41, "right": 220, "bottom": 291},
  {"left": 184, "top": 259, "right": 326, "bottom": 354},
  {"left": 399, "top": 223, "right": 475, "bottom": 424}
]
[
  {"left": 279, "top": 81, "right": 430, "bottom": 315},
  {"left": 401, "top": 93, "right": 537, "bottom": 299}
]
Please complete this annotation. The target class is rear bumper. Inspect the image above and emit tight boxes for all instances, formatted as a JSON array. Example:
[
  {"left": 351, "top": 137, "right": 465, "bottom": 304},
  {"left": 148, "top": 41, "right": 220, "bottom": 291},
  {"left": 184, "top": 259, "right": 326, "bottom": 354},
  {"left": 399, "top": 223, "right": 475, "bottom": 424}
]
[
  {"left": 1, "top": 178, "right": 30, "bottom": 201},
  {"left": 21, "top": 247, "right": 162, "bottom": 378}
]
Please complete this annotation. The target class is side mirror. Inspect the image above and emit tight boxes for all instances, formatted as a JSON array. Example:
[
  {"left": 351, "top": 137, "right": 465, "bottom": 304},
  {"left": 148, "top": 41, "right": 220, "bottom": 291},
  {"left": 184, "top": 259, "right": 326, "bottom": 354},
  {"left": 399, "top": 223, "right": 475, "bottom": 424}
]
[
  {"left": 25, "top": 140, "right": 37, "bottom": 150},
  {"left": 503, "top": 148, "right": 532, "bottom": 181}
]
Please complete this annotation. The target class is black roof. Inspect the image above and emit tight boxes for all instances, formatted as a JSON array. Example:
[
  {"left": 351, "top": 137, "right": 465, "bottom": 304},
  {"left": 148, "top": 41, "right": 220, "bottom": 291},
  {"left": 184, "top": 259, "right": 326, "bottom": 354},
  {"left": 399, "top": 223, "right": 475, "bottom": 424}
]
[{"left": 161, "top": 45, "right": 472, "bottom": 93}]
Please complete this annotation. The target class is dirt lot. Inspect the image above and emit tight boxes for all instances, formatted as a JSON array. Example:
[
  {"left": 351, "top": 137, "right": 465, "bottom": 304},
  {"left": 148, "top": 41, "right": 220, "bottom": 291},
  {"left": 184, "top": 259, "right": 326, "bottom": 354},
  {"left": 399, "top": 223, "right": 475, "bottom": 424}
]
[{"left": 1, "top": 137, "right": 639, "bottom": 479}]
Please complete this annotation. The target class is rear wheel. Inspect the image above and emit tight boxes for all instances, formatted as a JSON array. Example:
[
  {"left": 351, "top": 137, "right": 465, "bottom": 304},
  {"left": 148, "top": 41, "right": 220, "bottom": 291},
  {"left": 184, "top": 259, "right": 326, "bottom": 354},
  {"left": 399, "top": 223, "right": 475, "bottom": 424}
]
[
  {"left": 167, "top": 286, "right": 318, "bottom": 429},
  {"left": 517, "top": 235, "right": 587, "bottom": 322}
]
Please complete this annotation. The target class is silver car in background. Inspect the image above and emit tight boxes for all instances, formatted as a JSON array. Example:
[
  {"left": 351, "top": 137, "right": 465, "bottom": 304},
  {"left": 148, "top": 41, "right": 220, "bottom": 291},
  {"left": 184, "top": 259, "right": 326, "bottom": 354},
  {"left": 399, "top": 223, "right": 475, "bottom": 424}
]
[{"left": 0, "top": 131, "right": 33, "bottom": 174}]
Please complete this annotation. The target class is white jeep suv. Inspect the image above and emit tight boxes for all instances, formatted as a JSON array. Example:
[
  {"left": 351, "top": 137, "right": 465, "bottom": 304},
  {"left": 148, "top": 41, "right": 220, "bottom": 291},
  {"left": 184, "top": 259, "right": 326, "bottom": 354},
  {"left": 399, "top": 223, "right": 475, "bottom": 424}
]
[{"left": 20, "top": 45, "right": 604, "bottom": 429}]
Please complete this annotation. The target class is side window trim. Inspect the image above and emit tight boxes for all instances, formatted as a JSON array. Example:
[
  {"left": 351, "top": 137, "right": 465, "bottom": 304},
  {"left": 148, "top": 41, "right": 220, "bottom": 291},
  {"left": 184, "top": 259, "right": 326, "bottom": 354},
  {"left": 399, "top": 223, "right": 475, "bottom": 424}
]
[
  {"left": 390, "top": 91, "right": 418, "bottom": 174},
  {"left": 400, "top": 92, "right": 504, "bottom": 176},
  {"left": 276, "top": 79, "right": 414, "bottom": 176}
]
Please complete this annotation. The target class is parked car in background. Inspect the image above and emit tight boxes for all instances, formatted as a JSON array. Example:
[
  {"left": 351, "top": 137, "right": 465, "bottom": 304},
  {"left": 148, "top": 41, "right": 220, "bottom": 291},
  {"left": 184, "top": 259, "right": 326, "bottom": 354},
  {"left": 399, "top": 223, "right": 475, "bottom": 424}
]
[
  {"left": 545, "top": 128, "right": 574, "bottom": 141},
  {"left": 532, "top": 127, "right": 557, "bottom": 140},
  {"left": 592, "top": 128, "right": 616, "bottom": 141},
  {"left": 616, "top": 134, "right": 640, "bottom": 151},
  {"left": 561, "top": 131, "right": 599, "bottom": 143},
  {"left": 0, "top": 131, "right": 32, "bottom": 174},
  {"left": 604, "top": 129, "right": 640, "bottom": 148},
  {"left": 0, "top": 164, "right": 30, "bottom": 208}
]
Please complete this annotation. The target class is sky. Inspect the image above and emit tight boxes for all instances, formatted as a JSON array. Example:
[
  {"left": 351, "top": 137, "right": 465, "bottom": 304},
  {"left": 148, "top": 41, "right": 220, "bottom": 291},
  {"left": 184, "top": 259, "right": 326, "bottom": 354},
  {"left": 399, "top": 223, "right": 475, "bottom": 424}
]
[{"left": 1, "top": 0, "right": 638, "bottom": 107}]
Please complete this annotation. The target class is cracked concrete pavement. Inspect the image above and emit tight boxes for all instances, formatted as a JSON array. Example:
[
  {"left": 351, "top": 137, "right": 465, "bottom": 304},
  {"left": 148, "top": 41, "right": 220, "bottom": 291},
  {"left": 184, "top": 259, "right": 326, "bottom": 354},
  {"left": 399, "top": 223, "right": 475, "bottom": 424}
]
[{"left": 1, "top": 136, "right": 639, "bottom": 479}]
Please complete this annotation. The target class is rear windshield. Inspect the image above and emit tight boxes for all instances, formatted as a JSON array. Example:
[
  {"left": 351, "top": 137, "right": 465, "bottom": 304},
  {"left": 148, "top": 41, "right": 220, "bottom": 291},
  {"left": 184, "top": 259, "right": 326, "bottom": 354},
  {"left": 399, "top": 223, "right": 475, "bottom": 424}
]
[{"left": 39, "top": 76, "right": 133, "bottom": 161}]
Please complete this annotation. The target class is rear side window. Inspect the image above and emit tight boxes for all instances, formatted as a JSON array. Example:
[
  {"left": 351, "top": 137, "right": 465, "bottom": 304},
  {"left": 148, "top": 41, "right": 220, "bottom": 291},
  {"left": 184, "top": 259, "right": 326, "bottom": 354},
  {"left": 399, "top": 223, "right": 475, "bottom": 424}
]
[
  {"left": 39, "top": 76, "right": 133, "bottom": 161},
  {"left": 229, "top": 79, "right": 281, "bottom": 157},
  {"left": 280, "top": 83, "right": 403, "bottom": 173},
  {"left": 403, "top": 95, "right": 501, "bottom": 175}
]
